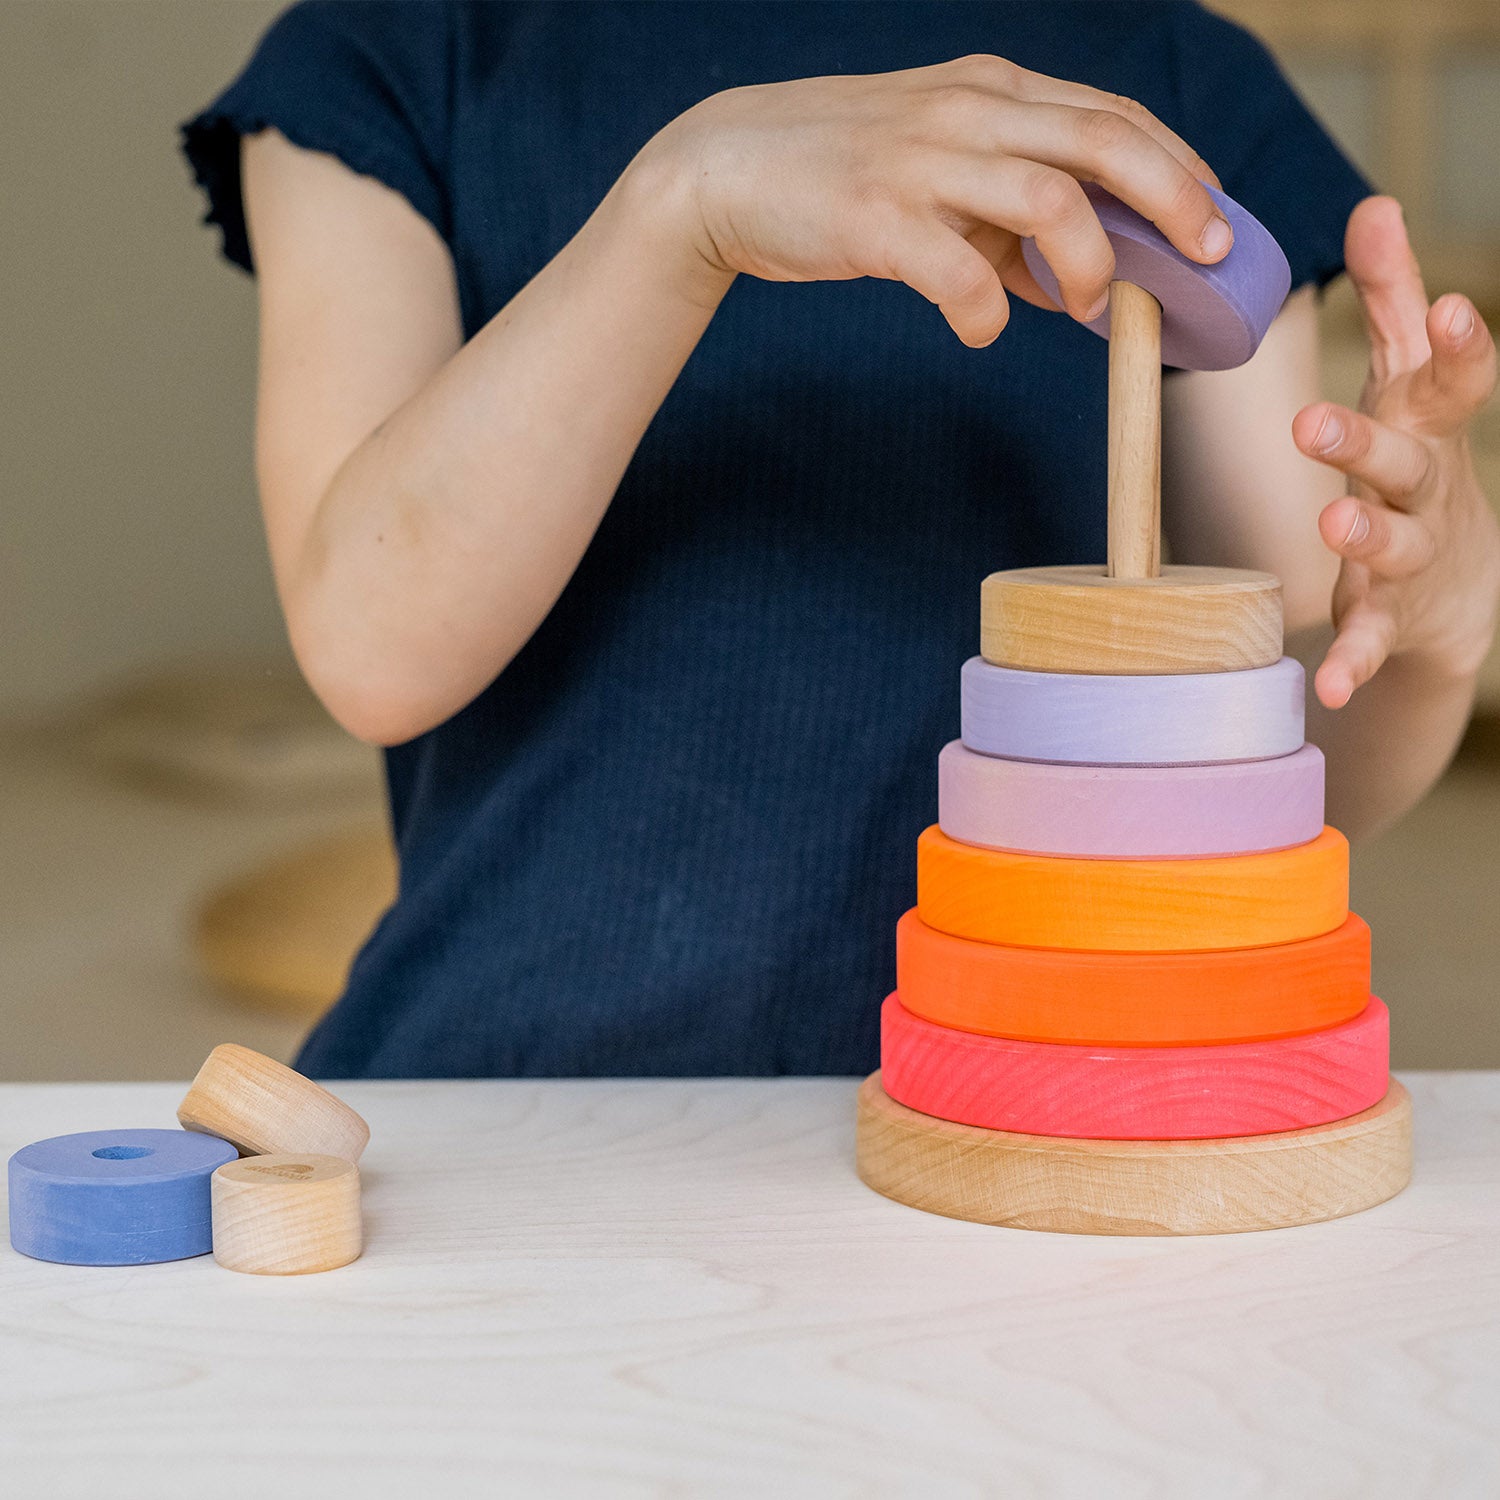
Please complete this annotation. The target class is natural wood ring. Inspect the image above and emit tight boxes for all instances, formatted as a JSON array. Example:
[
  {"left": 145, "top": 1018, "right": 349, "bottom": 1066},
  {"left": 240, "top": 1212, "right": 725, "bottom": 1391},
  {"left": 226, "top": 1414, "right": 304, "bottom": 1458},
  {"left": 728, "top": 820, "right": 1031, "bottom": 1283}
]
[
  {"left": 880, "top": 993, "right": 1389, "bottom": 1139},
  {"left": 895, "top": 908, "right": 1371, "bottom": 1045},
  {"left": 916, "top": 825, "right": 1348, "bottom": 952},
  {"left": 178, "top": 1043, "right": 370, "bottom": 1161},
  {"left": 938, "top": 740, "right": 1325, "bottom": 858},
  {"left": 855, "top": 1073, "right": 1412, "bottom": 1235},
  {"left": 211, "top": 1154, "right": 362, "bottom": 1275},
  {"left": 980, "top": 565, "right": 1283, "bottom": 675}
]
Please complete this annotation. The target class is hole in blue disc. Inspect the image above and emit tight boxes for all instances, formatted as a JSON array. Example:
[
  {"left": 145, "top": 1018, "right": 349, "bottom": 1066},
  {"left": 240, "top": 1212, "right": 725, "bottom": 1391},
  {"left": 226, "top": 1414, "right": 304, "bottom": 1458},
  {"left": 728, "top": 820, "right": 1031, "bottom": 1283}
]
[{"left": 92, "top": 1145, "right": 153, "bottom": 1160}]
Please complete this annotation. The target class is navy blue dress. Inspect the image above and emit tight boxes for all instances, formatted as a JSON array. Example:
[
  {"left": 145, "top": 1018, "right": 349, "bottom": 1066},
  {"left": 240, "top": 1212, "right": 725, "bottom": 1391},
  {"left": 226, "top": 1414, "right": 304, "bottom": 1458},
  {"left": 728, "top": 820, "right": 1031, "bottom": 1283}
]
[{"left": 183, "top": 1, "right": 1368, "bottom": 1078}]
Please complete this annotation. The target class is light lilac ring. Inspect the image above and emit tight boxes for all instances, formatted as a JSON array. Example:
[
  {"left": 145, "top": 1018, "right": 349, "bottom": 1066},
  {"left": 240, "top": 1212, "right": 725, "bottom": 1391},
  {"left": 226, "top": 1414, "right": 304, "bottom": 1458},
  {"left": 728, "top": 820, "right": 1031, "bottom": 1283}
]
[
  {"left": 938, "top": 740, "right": 1324, "bottom": 858},
  {"left": 960, "top": 655, "right": 1305, "bottom": 766}
]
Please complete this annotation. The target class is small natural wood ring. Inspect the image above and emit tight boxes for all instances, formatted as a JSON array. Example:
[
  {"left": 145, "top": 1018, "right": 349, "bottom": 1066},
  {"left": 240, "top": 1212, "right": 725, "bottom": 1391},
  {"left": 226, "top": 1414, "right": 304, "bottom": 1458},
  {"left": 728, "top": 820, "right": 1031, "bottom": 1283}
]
[
  {"left": 855, "top": 1073, "right": 1412, "bottom": 1236},
  {"left": 211, "top": 1153, "right": 362, "bottom": 1275},
  {"left": 916, "top": 825, "right": 1348, "bottom": 952},
  {"left": 980, "top": 565, "right": 1282, "bottom": 675},
  {"left": 178, "top": 1043, "right": 370, "bottom": 1162}
]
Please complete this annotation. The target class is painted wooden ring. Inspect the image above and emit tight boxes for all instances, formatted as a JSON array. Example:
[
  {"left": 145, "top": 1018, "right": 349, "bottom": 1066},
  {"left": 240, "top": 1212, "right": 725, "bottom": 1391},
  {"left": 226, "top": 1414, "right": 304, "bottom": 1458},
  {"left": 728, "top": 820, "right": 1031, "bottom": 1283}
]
[
  {"left": 938, "top": 740, "right": 1324, "bottom": 858},
  {"left": 895, "top": 908, "right": 1371, "bottom": 1045},
  {"left": 8, "top": 1128, "right": 238, "bottom": 1265},
  {"left": 855, "top": 1073, "right": 1412, "bottom": 1235},
  {"left": 178, "top": 1043, "right": 370, "bottom": 1162},
  {"left": 879, "top": 994, "right": 1389, "bottom": 1140},
  {"left": 961, "top": 655, "right": 1305, "bottom": 766},
  {"left": 1021, "top": 184, "right": 1292, "bottom": 371},
  {"left": 916, "top": 824, "right": 1347, "bottom": 952},
  {"left": 980, "top": 565, "right": 1282, "bottom": 675},
  {"left": 211, "top": 1154, "right": 362, "bottom": 1275}
]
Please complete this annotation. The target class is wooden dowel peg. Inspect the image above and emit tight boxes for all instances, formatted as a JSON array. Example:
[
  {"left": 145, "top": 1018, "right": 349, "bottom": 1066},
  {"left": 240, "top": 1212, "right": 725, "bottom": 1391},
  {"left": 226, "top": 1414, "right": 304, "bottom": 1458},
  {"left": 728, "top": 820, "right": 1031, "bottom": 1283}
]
[{"left": 1107, "top": 280, "right": 1162, "bottom": 580}]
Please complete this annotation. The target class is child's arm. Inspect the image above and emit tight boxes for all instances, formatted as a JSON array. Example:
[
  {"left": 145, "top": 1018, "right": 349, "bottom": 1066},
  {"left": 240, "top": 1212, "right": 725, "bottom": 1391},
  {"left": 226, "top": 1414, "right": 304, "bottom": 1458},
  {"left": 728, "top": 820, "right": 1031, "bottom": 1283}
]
[
  {"left": 1163, "top": 198, "right": 1498, "bottom": 840},
  {"left": 244, "top": 58, "right": 1237, "bottom": 744}
]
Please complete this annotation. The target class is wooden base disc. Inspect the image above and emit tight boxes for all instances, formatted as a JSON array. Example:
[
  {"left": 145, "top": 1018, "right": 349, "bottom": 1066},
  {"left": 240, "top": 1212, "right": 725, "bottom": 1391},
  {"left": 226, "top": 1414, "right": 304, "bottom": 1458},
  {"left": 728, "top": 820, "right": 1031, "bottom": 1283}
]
[
  {"left": 178, "top": 1044, "right": 370, "bottom": 1162},
  {"left": 211, "top": 1154, "right": 362, "bottom": 1275},
  {"left": 980, "top": 565, "right": 1282, "bottom": 675},
  {"left": 855, "top": 1073, "right": 1412, "bottom": 1236}
]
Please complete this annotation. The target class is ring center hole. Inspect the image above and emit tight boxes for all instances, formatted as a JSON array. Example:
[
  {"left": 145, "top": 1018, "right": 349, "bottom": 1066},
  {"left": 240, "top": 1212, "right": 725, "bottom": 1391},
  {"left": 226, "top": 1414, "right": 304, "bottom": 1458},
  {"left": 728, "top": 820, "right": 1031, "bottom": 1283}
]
[{"left": 92, "top": 1145, "right": 153, "bottom": 1160}]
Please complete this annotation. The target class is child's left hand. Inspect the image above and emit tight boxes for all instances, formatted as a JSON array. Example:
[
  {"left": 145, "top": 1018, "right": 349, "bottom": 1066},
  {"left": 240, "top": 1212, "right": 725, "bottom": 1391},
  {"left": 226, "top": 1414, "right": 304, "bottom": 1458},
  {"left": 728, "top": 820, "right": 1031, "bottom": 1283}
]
[{"left": 1292, "top": 195, "right": 1500, "bottom": 709}]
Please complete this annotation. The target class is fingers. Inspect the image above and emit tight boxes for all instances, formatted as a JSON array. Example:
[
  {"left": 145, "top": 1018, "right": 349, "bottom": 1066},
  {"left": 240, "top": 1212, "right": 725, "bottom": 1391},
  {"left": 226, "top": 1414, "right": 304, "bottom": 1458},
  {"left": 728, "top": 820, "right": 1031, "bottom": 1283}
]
[
  {"left": 1406, "top": 293, "right": 1499, "bottom": 436},
  {"left": 952, "top": 98, "right": 1232, "bottom": 270},
  {"left": 1315, "top": 601, "right": 1398, "bottom": 709},
  {"left": 942, "top": 156, "right": 1115, "bottom": 320},
  {"left": 988, "top": 60, "right": 1223, "bottom": 189},
  {"left": 1344, "top": 196, "right": 1430, "bottom": 379},
  {"left": 1293, "top": 401, "right": 1434, "bottom": 506},
  {"left": 887, "top": 219, "right": 1011, "bottom": 346},
  {"left": 1318, "top": 495, "right": 1436, "bottom": 579}
]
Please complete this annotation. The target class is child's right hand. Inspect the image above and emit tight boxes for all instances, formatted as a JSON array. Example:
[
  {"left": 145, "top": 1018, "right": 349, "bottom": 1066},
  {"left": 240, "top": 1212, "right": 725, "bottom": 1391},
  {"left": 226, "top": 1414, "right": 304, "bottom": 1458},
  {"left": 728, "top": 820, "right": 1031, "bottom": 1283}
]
[{"left": 635, "top": 54, "right": 1233, "bottom": 347}]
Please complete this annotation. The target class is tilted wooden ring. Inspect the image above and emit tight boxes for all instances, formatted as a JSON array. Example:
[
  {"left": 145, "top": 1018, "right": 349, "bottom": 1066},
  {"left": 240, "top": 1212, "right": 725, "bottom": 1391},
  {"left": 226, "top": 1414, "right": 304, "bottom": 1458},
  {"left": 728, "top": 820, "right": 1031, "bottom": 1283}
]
[
  {"left": 178, "top": 1043, "right": 370, "bottom": 1161},
  {"left": 895, "top": 908, "right": 1371, "bottom": 1045},
  {"left": 981, "top": 565, "right": 1282, "bottom": 675},
  {"left": 938, "top": 740, "right": 1325, "bottom": 858},
  {"left": 916, "top": 824, "right": 1347, "bottom": 952},
  {"left": 855, "top": 1073, "right": 1412, "bottom": 1235},
  {"left": 880, "top": 993, "right": 1389, "bottom": 1139},
  {"left": 211, "top": 1153, "right": 362, "bottom": 1275},
  {"left": 961, "top": 656, "right": 1305, "bottom": 766}
]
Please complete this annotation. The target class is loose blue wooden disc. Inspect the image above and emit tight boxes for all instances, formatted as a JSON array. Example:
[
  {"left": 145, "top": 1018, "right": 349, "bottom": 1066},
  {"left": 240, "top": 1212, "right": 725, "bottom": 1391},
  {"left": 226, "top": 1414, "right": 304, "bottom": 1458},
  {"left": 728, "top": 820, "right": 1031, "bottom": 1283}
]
[{"left": 8, "top": 1128, "right": 238, "bottom": 1266}]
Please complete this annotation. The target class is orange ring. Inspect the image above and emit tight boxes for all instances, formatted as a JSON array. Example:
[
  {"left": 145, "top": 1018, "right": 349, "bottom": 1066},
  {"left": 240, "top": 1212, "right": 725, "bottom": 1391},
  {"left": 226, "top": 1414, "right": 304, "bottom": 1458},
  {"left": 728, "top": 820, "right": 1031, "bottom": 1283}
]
[
  {"left": 896, "top": 908, "right": 1371, "bottom": 1045},
  {"left": 916, "top": 825, "right": 1347, "bottom": 952}
]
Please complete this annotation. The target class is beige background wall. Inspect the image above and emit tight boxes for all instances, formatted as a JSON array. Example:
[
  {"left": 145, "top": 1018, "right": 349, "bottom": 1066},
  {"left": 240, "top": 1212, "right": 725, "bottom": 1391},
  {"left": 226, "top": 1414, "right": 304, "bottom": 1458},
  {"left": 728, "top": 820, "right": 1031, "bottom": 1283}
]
[{"left": 1, "top": 0, "right": 283, "bottom": 714}]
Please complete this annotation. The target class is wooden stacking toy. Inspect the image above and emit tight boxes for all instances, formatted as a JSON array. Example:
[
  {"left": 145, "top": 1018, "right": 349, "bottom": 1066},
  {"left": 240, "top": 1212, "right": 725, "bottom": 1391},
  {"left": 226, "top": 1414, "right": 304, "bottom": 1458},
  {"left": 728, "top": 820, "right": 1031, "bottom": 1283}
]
[
  {"left": 857, "top": 186, "right": 1412, "bottom": 1235},
  {"left": 7, "top": 1044, "right": 368, "bottom": 1272}
]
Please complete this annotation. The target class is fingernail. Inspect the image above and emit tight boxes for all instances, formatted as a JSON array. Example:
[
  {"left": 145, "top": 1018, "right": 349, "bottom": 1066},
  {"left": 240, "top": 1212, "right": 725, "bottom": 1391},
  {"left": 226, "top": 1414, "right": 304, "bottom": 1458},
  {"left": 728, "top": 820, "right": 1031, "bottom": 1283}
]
[
  {"left": 1448, "top": 299, "right": 1476, "bottom": 342},
  {"left": 1083, "top": 292, "right": 1108, "bottom": 322},
  {"left": 1200, "top": 216, "right": 1233, "bottom": 260},
  {"left": 1312, "top": 410, "right": 1345, "bottom": 454},
  {"left": 1340, "top": 505, "right": 1370, "bottom": 549}
]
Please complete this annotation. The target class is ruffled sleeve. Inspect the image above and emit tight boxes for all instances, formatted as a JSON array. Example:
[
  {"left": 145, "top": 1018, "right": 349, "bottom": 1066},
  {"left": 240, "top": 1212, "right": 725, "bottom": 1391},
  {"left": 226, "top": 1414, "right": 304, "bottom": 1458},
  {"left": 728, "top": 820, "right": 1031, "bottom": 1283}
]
[{"left": 180, "top": 0, "right": 455, "bottom": 273}]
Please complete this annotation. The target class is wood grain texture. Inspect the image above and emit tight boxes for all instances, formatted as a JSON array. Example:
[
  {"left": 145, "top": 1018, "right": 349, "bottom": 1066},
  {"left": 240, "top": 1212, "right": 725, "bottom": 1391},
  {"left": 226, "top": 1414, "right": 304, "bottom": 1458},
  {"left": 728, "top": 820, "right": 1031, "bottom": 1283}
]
[
  {"left": 177, "top": 1044, "right": 370, "bottom": 1162},
  {"left": 895, "top": 908, "right": 1372, "bottom": 1045},
  {"left": 879, "top": 994, "right": 1390, "bottom": 1139},
  {"left": 857, "top": 1072, "right": 1412, "bottom": 1235},
  {"left": 211, "top": 1154, "right": 361, "bottom": 1276},
  {"left": 1107, "top": 280, "right": 1163, "bottom": 579},
  {"left": 979, "top": 566, "right": 1283, "bottom": 675},
  {"left": 961, "top": 654, "right": 1305, "bottom": 765},
  {"left": 0, "top": 1075, "right": 1489, "bottom": 1495},
  {"left": 937, "top": 740, "right": 1324, "bottom": 858},
  {"left": 916, "top": 825, "right": 1348, "bottom": 952}
]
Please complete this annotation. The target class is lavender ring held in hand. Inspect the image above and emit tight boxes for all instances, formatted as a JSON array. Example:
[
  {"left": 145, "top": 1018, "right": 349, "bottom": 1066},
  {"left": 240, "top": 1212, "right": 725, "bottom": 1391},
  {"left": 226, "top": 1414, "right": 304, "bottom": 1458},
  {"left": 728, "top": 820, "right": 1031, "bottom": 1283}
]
[{"left": 1023, "top": 184, "right": 1292, "bottom": 370}]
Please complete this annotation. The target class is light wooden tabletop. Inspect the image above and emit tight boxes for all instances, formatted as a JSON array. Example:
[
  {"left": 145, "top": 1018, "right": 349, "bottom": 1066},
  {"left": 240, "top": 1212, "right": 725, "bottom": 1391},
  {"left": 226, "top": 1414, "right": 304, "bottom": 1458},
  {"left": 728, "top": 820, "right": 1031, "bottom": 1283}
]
[{"left": 1, "top": 1074, "right": 1497, "bottom": 1498}]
